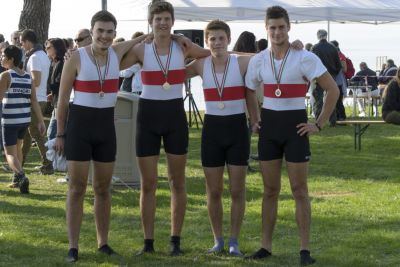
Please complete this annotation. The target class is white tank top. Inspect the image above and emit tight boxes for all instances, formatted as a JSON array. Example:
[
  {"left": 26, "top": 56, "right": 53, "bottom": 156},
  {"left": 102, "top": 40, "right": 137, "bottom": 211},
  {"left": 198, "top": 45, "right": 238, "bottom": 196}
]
[
  {"left": 73, "top": 47, "right": 119, "bottom": 108},
  {"left": 202, "top": 55, "right": 246, "bottom": 116},
  {"left": 140, "top": 41, "right": 185, "bottom": 100}
]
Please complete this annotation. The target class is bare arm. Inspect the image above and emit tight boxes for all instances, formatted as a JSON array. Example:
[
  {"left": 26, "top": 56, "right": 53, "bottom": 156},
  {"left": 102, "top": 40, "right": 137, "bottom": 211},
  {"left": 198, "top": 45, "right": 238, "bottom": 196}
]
[
  {"left": 120, "top": 43, "right": 143, "bottom": 70},
  {"left": 112, "top": 34, "right": 148, "bottom": 61},
  {"left": 0, "top": 72, "right": 10, "bottom": 101},
  {"left": 246, "top": 88, "right": 260, "bottom": 133},
  {"left": 30, "top": 85, "right": 46, "bottom": 136},
  {"left": 30, "top": 70, "right": 41, "bottom": 88},
  {"left": 54, "top": 51, "right": 79, "bottom": 153},
  {"left": 185, "top": 43, "right": 211, "bottom": 60},
  {"left": 185, "top": 58, "right": 203, "bottom": 80},
  {"left": 297, "top": 71, "right": 339, "bottom": 136}
]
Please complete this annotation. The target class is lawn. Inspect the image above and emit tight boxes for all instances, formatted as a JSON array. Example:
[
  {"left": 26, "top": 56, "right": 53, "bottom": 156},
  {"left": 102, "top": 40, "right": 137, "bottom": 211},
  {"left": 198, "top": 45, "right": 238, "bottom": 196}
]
[{"left": 1, "top": 119, "right": 400, "bottom": 266}]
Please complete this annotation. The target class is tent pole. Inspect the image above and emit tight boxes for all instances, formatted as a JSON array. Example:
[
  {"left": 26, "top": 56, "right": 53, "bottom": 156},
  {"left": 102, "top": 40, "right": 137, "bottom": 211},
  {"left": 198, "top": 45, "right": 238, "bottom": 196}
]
[{"left": 327, "top": 21, "right": 330, "bottom": 41}]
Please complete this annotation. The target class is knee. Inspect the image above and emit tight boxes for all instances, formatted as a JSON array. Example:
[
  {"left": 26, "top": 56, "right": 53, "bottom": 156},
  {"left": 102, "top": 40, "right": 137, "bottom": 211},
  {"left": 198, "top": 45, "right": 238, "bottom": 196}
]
[
  {"left": 93, "top": 183, "right": 111, "bottom": 198},
  {"left": 69, "top": 183, "right": 87, "bottom": 198},
  {"left": 208, "top": 187, "right": 223, "bottom": 201},
  {"left": 263, "top": 185, "right": 280, "bottom": 199},
  {"left": 141, "top": 179, "right": 157, "bottom": 195},
  {"left": 291, "top": 184, "right": 309, "bottom": 201},
  {"left": 170, "top": 179, "right": 186, "bottom": 194},
  {"left": 230, "top": 187, "right": 245, "bottom": 201}
]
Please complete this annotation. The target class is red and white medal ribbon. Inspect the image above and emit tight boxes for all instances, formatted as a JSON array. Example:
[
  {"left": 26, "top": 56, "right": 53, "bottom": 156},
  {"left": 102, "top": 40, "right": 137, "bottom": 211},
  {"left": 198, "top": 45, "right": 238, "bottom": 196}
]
[
  {"left": 269, "top": 47, "right": 291, "bottom": 97},
  {"left": 211, "top": 56, "right": 231, "bottom": 110},
  {"left": 91, "top": 46, "right": 110, "bottom": 99},
  {"left": 152, "top": 41, "right": 173, "bottom": 90}
]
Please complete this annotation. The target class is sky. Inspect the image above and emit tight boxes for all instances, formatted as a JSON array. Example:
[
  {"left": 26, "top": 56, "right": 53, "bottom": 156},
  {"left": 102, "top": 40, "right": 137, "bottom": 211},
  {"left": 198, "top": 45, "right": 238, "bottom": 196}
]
[{"left": 2, "top": 0, "right": 400, "bottom": 109}]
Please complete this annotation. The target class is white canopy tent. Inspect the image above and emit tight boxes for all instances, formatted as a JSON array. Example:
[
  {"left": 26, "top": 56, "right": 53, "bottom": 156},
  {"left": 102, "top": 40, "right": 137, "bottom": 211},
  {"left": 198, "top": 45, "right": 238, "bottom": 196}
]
[{"left": 121, "top": 0, "right": 400, "bottom": 24}]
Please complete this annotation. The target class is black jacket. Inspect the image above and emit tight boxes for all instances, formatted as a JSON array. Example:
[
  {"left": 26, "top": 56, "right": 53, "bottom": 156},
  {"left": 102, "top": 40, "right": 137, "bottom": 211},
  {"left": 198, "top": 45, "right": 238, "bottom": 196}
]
[
  {"left": 382, "top": 80, "right": 400, "bottom": 119},
  {"left": 351, "top": 67, "right": 378, "bottom": 90},
  {"left": 311, "top": 39, "right": 342, "bottom": 77}
]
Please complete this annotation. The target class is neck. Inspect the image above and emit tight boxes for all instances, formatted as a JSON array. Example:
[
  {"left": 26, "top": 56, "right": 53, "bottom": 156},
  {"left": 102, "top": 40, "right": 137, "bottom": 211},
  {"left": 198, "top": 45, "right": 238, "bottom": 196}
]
[
  {"left": 271, "top": 42, "right": 290, "bottom": 59},
  {"left": 91, "top": 45, "right": 108, "bottom": 57},
  {"left": 212, "top": 53, "right": 229, "bottom": 65},
  {"left": 11, "top": 66, "right": 23, "bottom": 74},
  {"left": 154, "top": 35, "right": 171, "bottom": 48}
]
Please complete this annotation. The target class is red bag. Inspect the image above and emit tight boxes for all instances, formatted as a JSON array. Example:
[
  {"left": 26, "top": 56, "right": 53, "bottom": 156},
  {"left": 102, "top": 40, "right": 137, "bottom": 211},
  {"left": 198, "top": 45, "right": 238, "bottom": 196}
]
[{"left": 344, "top": 57, "right": 355, "bottom": 79}]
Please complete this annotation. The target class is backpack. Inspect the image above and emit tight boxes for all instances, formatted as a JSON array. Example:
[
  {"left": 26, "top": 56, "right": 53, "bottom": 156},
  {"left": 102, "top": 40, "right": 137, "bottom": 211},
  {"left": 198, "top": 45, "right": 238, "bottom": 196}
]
[{"left": 344, "top": 57, "right": 355, "bottom": 79}]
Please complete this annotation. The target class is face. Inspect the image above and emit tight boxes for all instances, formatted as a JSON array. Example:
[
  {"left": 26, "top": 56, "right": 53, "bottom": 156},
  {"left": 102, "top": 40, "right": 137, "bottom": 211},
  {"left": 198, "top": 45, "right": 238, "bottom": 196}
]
[
  {"left": 151, "top": 11, "right": 174, "bottom": 36},
  {"left": 206, "top": 30, "right": 230, "bottom": 57},
  {"left": 20, "top": 37, "right": 31, "bottom": 51},
  {"left": 45, "top": 41, "right": 55, "bottom": 58},
  {"left": 265, "top": 18, "right": 290, "bottom": 47},
  {"left": 91, "top": 21, "right": 116, "bottom": 50},
  {"left": 11, "top": 33, "right": 21, "bottom": 47},
  {"left": 360, "top": 63, "right": 366, "bottom": 70},
  {"left": 74, "top": 32, "right": 92, "bottom": 48},
  {"left": 0, "top": 52, "right": 11, "bottom": 68}
]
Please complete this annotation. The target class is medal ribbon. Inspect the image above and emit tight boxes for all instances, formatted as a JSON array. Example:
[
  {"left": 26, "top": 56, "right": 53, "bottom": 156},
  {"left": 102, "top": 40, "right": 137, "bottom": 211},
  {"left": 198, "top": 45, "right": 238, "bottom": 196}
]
[
  {"left": 152, "top": 41, "right": 173, "bottom": 84},
  {"left": 269, "top": 47, "right": 291, "bottom": 89},
  {"left": 91, "top": 46, "right": 110, "bottom": 93},
  {"left": 211, "top": 55, "right": 231, "bottom": 101}
]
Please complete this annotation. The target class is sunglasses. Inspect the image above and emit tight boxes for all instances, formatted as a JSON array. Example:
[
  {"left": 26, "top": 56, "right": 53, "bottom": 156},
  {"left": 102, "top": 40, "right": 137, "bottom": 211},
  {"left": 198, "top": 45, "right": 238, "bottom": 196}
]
[{"left": 74, "top": 35, "right": 90, "bottom": 43}]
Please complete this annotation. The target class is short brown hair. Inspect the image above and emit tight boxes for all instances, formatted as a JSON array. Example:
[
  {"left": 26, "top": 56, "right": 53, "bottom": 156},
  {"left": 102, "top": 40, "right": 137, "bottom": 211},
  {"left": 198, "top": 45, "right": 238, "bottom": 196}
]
[
  {"left": 91, "top": 10, "right": 117, "bottom": 29},
  {"left": 205, "top": 20, "right": 231, "bottom": 40},
  {"left": 148, "top": 1, "right": 174, "bottom": 25},
  {"left": 265, "top": 6, "right": 290, "bottom": 26}
]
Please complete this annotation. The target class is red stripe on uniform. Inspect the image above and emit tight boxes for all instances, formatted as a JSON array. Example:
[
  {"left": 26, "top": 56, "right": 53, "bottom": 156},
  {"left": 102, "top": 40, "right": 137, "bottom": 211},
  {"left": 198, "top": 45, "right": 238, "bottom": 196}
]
[
  {"left": 203, "top": 86, "right": 246, "bottom": 101},
  {"left": 74, "top": 79, "right": 119, "bottom": 93},
  {"left": 141, "top": 69, "right": 186, "bottom": 85},
  {"left": 264, "top": 84, "right": 308, "bottom": 98}
]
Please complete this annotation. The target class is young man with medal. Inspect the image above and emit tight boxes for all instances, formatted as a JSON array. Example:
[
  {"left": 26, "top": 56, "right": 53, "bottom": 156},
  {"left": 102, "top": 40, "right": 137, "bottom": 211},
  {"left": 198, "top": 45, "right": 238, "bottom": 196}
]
[
  {"left": 244, "top": 6, "right": 339, "bottom": 266},
  {"left": 119, "top": 1, "right": 210, "bottom": 256},
  {"left": 185, "top": 20, "right": 259, "bottom": 256},
  {"left": 54, "top": 10, "right": 148, "bottom": 262}
]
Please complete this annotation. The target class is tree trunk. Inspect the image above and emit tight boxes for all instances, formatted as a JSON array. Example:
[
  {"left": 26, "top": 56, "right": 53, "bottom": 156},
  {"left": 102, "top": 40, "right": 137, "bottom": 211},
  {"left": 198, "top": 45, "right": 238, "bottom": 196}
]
[{"left": 18, "top": 0, "right": 51, "bottom": 45}]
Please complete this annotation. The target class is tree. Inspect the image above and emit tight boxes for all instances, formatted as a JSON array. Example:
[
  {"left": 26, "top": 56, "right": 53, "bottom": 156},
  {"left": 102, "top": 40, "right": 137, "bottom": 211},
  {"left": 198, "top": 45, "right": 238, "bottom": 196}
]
[{"left": 18, "top": 0, "right": 51, "bottom": 45}]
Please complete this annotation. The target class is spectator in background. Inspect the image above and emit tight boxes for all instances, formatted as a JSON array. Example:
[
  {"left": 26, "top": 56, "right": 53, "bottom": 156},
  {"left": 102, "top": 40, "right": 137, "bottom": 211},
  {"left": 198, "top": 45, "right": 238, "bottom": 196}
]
[
  {"left": 378, "top": 59, "right": 397, "bottom": 94},
  {"left": 351, "top": 62, "right": 379, "bottom": 117},
  {"left": 10, "top": 31, "right": 24, "bottom": 68},
  {"left": 1, "top": 45, "right": 46, "bottom": 194},
  {"left": 305, "top": 43, "right": 313, "bottom": 51},
  {"left": 330, "top": 40, "right": 347, "bottom": 121},
  {"left": 311, "top": 29, "right": 342, "bottom": 126},
  {"left": 20, "top": 29, "right": 53, "bottom": 174},
  {"left": 119, "top": 31, "right": 144, "bottom": 94},
  {"left": 233, "top": 31, "right": 256, "bottom": 53},
  {"left": 382, "top": 68, "right": 400, "bottom": 124},
  {"left": 256, "top": 38, "right": 268, "bottom": 52},
  {"left": 45, "top": 38, "right": 67, "bottom": 140},
  {"left": 74, "top": 29, "right": 92, "bottom": 48},
  {"left": 0, "top": 34, "right": 5, "bottom": 43}
]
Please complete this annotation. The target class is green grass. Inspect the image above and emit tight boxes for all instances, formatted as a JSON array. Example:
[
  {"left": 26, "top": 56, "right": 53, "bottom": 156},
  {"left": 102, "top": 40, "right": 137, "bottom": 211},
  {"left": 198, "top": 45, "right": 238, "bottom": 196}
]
[{"left": 1, "top": 118, "right": 400, "bottom": 266}]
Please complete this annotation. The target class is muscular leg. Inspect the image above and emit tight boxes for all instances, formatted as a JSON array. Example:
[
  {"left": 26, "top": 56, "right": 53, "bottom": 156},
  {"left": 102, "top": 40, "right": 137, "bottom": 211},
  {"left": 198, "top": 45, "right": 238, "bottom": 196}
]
[
  {"left": 226, "top": 165, "right": 246, "bottom": 239},
  {"left": 166, "top": 153, "right": 187, "bottom": 237},
  {"left": 92, "top": 161, "right": 114, "bottom": 248},
  {"left": 66, "top": 161, "right": 90, "bottom": 249},
  {"left": 286, "top": 161, "right": 311, "bottom": 251},
  {"left": 138, "top": 155, "right": 159, "bottom": 239},
  {"left": 260, "top": 159, "right": 282, "bottom": 252},
  {"left": 203, "top": 166, "right": 224, "bottom": 241},
  {"left": 4, "top": 141, "right": 23, "bottom": 174}
]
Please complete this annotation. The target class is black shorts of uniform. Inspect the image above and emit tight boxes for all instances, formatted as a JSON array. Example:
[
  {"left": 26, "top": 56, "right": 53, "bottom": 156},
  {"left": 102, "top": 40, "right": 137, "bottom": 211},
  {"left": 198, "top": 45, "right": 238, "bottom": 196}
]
[
  {"left": 65, "top": 104, "right": 116, "bottom": 162},
  {"left": 258, "top": 108, "right": 310, "bottom": 163},
  {"left": 136, "top": 98, "right": 188, "bottom": 157},
  {"left": 2, "top": 123, "right": 29, "bottom": 146},
  {"left": 201, "top": 113, "right": 249, "bottom": 167}
]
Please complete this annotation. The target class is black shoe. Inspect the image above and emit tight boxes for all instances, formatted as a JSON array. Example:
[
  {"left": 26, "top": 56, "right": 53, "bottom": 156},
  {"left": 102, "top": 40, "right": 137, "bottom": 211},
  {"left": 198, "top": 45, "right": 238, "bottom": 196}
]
[
  {"left": 98, "top": 244, "right": 117, "bottom": 255},
  {"left": 245, "top": 248, "right": 271, "bottom": 260},
  {"left": 19, "top": 176, "right": 29, "bottom": 194},
  {"left": 66, "top": 248, "right": 78, "bottom": 263},
  {"left": 300, "top": 250, "right": 316, "bottom": 266},
  {"left": 170, "top": 246, "right": 183, "bottom": 256}
]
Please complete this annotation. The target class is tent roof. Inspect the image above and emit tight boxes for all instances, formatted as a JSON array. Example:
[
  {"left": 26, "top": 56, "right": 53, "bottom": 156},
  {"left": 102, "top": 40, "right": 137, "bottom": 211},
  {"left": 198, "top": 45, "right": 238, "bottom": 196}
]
[{"left": 125, "top": 0, "right": 400, "bottom": 24}]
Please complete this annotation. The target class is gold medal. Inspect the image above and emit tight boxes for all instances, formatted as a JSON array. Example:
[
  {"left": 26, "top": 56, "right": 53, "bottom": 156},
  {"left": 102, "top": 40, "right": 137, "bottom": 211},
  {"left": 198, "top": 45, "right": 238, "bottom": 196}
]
[
  {"left": 99, "top": 91, "right": 105, "bottom": 98},
  {"left": 163, "top": 81, "right": 171, "bottom": 90},
  {"left": 217, "top": 101, "right": 225, "bottom": 110},
  {"left": 275, "top": 88, "right": 282, "bottom": 97}
]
